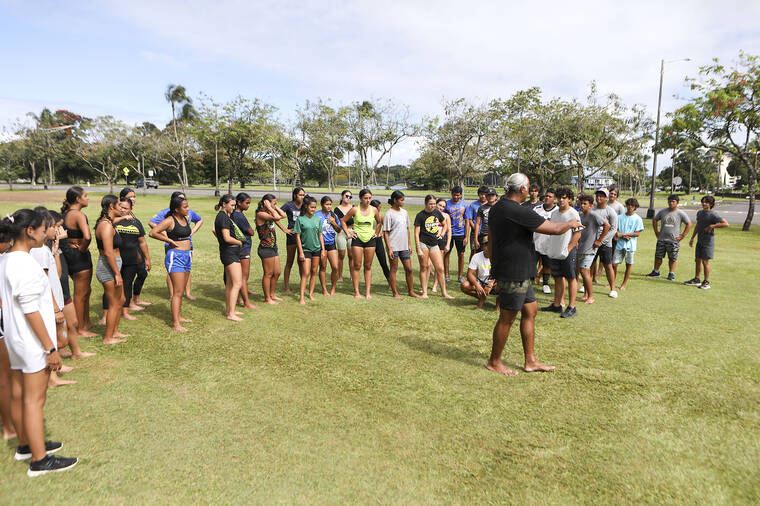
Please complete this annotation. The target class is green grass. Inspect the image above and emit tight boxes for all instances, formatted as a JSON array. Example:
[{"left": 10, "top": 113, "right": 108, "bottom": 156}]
[{"left": 0, "top": 190, "right": 758, "bottom": 503}]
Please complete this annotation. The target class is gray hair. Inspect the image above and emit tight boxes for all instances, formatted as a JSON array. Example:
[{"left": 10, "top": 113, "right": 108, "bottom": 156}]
[{"left": 505, "top": 173, "right": 529, "bottom": 193}]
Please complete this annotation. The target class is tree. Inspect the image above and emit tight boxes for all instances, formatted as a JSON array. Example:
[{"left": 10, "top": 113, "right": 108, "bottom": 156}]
[
  {"left": 164, "top": 84, "right": 196, "bottom": 190},
  {"left": 194, "top": 94, "right": 225, "bottom": 196},
  {"left": 26, "top": 108, "right": 86, "bottom": 188},
  {"left": 75, "top": 116, "right": 126, "bottom": 193},
  {"left": 0, "top": 139, "right": 27, "bottom": 190},
  {"left": 665, "top": 52, "right": 760, "bottom": 230},
  {"left": 406, "top": 149, "right": 452, "bottom": 190},
  {"left": 297, "top": 100, "right": 351, "bottom": 191}
]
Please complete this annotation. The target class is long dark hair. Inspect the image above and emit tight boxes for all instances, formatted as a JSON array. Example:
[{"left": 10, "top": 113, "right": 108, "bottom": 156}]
[
  {"left": 359, "top": 188, "right": 372, "bottom": 199},
  {"left": 388, "top": 190, "right": 404, "bottom": 206},
  {"left": 33, "top": 206, "right": 55, "bottom": 228},
  {"left": 300, "top": 195, "right": 317, "bottom": 214},
  {"left": 119, "top": 187, "right": 135, "bottom": 200},
  {"left": 235, "top": 192, "right": 251, "bottom": 211},
  {"left": 61, "top": 186, "right": 85, "bottom": 213},
  {"left": 214, "top": 193, "right": 235, "bottom": 211},
  {"left": 97, "top": 195, "right": 119, "bottom": 227},
  {"left": 292, "top": 187, "right": 305, "bottom": 201},
  {"left": 424, "top": 194, "right": 436, "bottom": 205},
  {"left": 0, "top": 209, "right": 45, "bottom": 243},
  {"left": 256, "top": 194, "right": 277, "bottom": 213},
  {"left": 169, "top": 195, "right": 186, "bottom": 214}
]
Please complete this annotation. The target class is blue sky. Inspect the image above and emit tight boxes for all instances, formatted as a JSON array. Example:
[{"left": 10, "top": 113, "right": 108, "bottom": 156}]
[{"left": 1, "top": 0, "right": 759, "bottom": 170}]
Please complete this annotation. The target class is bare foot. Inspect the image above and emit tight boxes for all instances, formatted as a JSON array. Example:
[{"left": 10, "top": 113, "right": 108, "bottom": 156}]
[
  {"left": 584, "top": 297, "right": 595, "bottom": 304},
  {"left": 264, "top": 299, "right": 279, "bottom": 305},
  {"left": 59, "top": 349, "right": 72, "bottom": 358},
  {"left": 95, "top": 318, "right": 106, "bottom": 326},
  {"left": 248, "top": 289, "right": 257, "bottom": 295},
  {"left": 244, "top": 303, "right": 259, "bottom": 310},
  {"left": 272, "top": 296, "right": 283, "bottom": 302},
  {"left": 2, "top": 428, "right": 17, "bottom": 440},
  {"left": 579, "top": 295, "right": 588, "bottom": 302},
  {"left": 486, "top": 361, "right": 519, "bottom": 376},
  {"left": 180, "top": 317, "right": 192, "bottom": 323},
  {"left": 135, "top": 299, "right": 152, "bottom": 306},
  {"left": 78, "top": 330, "right": 98, "bottom": 338},
  {"left": 354, "top": 293, "right": 364, "bottom": 299},
  {"left": 122, "top": 313, "right": 137, "bottom": 321},
  {"left": 299, "top": 299, "right": 306, "bottom": 305},
  {"left": 524, "top": 361, "right": 556, "bottom": 372},
  {"left": 59, "top": 365, "right": 74, "bottom": 373},
  {"left": 226, "top": 314, "right": 244, "bottom": 322},
  {"left": 442, "top": 294, "right": 455, "bottom": 300},
  {"left": 432, "top": 286, "right": 438, "bottom": 293},
  {"left": 366, "top": 294, "right": 372, "bottom": 300},
  {"left": 408, "top": 292, "right": 421, "bottom": 298},
  {"left": 128, "top": 304, "right": 145, "bottom": 312},
  {"left": 234, "top": 311, "right": 244, "bottom": 316},
  {"left": 172, "top": 325, "right": 188, "bottom": 332},
  {"left": 103, "top": 337, "right": 127, "bottom": 344},
  {"left": 330, "top": 288, "right": 336, "bottom": 296},
  {"left": 308, "top": 294, "right": 316, "bottom": 301},
  {"left": 49, "top": 377, "right": 77, "bottom": 387},
  {"left": 71, "top": 351, "right": 96, "bottom": 359},
  {"left": 284, "top": 289, "right": 293, "bottom": 295},
  {"left": 184, "top": 294, "right": 197, "bottom": 301},
  {"left": 113, "top": 332, "right": 130, "bottom": 338},
  {"left": 322, "top": 290, "right": 329, "bottom": 296},
  {"left": 474, "top": 303, "right": 484, "bottom": 309},
  {"left": 619, "top": 284, "right": 627, "bottom": 291},
  {"left": 393, "top": 294, "right": 403, "bottom": 300},
  {"left": 420, "top": 294, "right": 429, "bottom": 299}
]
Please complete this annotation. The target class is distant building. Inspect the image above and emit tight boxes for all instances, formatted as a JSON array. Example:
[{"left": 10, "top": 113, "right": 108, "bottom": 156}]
[
  {"left": 717, "top": 153, "right": 740, "bottom": 189},
  {"left": 570, "top": 172, "right": 615, "bottom": 190}
]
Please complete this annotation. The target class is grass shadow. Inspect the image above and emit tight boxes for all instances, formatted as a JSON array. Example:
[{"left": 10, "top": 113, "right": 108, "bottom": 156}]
[{"left": 396, "top": 332, "right": 521, "bottom": 372}]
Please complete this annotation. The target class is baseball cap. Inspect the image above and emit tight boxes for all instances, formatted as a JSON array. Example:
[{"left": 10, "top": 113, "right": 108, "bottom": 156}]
[
  {"left": 595, "top": 188, "right": 609, "bottom": 197},
  {"left": 485, "top": 188, "right": 497, "bottom": 196}
]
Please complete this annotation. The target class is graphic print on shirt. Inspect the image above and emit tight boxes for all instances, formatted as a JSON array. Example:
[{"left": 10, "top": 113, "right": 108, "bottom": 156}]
[{"left": 425, "top": 215, "right": 441, "bottom": 235}]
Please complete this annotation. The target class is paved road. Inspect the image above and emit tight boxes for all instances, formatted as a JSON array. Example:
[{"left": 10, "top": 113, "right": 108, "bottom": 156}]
[{"left": 2, "top": 184, "right": 757, "bottom": 225}]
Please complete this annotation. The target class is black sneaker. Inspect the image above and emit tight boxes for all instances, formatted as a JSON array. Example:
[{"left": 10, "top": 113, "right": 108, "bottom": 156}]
[
  {"left": 699, "top": 280, "right": 711, "bottom": 290},
  {"left": 540, "top": 303, "right": 563, "bottom": 313},
  {"left": 561, "top": 306, "right": 578, "bottom": 318},
  {"left": 667, "top": 272, "right": 676, "bottom": 281},
  {"left": 646, "top": 270, "right": 660, "bottom": 277},
  {"left": 15, "top": 441, "right": 62, "bottom": 461},
  {"left": 27, "top": 454, "right": 78, "bottom": 477},
  {"left": 683, "top": 277, "right": 701, "bottom": 286}
]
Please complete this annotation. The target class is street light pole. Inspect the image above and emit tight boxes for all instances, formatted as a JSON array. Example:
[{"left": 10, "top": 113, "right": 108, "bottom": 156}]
[{"left": 647, "top": 60, "right": 665, "bottom": 219}]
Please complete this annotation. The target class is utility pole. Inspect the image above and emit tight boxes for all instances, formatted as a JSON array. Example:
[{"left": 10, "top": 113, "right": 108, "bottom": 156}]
[{"left": 647, "top": 60, "right": 665, "bottom": 219}]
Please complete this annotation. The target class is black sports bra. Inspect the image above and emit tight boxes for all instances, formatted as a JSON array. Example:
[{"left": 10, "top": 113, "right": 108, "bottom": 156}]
[
  {"left": 167, "top": 215, "right": 192, "bottom": 242},
  {"left": 64, "top": 211, "right": 88, "bottom": 239},
  {"left": 95, "top": 220, "right": 121, "bottom": 250},
  {"left": 335, "top": 207, "right": 354, "bottom": 227}
]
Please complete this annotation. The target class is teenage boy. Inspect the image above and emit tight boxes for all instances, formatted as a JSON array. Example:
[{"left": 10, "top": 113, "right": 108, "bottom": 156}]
[
  {"left": 540, "top": 188, "right": 581, "bottom": 318},
  {"left": 684, "top": 195, "right": 729, "bottom": 290},
  {"left": 522, "top": 183, "right": 541, "bottom": 207},
  {"left": 444, "top": 186, "right": 468, "bottom": 282},
  {"left": 465, "top": 186, "right": 488, "bottom": 259},
  {"left": 576, "top": 194, "right": 609, "bottom": 304},
  {"left": 613, "top": 198, "right": 644, "bottom": 291},
  {"left": 608, "top": 186, "right": 626, "bottom": 215},
  {"left": 532, "top": 189, "right": 557, "bottom": 294},
  {"left": 647, "top": 195, "right": 691, "bottom": 280},
  {"left": 474, "top": 188, "right": 498, "bottom": 252},
  {"left": 460, "top": 236, "right": 498, "bottom": 309},
  {"left": 592, "top": 188, "right": 619, "bottom": 297}
]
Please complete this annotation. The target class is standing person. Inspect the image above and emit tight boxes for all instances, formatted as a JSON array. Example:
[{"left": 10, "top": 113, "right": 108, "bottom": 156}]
[
  {"left": 113, "top": 198, "right": 151, "bottom": 319},
  {"left": 94, "top": 195, "right": 126, "bottom": 344},
  {"left": 148, "top": 195, "right": 193, "bottom": 331},
  {"left": 432, "top": 198, "right": 452, "bottom": 293},
  {"left": 340, "top": 189, "right": 382, "bottom": 299},
  {"left": 540, "top": 188, "right": 581, "bottom": 318},
  {"left": 607, "top": 186, "right": 626, "bottom": 215},
  {"left": 294, "top": 196, "right": 325, "bottom": 304},
  {"left": 414, "top": 195, "right": 453, "bottom": 299},
  {"left": 521, "top": 183, "right": 541, "bottom": 207},
  {"left": 383, "top": 191, "right": 419, "bottom": 299},
  {"left": 333, "top": 190, "right": 354, "bottom": 282},
  {"left": 576, "top": 194, "right": 609, "bottom": 305},
  {"left": 444, "top": 186, "right": 468, "bottom": 282},
  {"left": 61, "top": 186, "right": 97, "bottom": 338},
  {"left": 119, "top": 188, "right": 150, "bottom": 307},
  {"left": 231, "top": 192, "right": 257, "bottom": 308},
  {"left": 213, "top": 194, "right": 249, "bottom": 322},
  {"left": 474, "top": 188, "right": 498, "bottom": 252},
  {"left": 646, "top": 195, "right": 692, "bottom": 281},
  {"left": 255, "top": 194, "right": 287, "bottom": 305},
  {"left": 532, "top": 189, "right": 557, "bottom": 294},
  {"left": 281, "top": 187, "right": 306, "bottom": 294},
  {"left": 149, "top": 191, "right": 203, "bottom": 300},
  {"left": 370, "top": 200, "right": 391, "bottom": 284},
  {"left": 0, "top": 237, "right": 18, "bottom": 441},
  {"left": 465, "top": 186, "right": 488, "bottom": 259},
  {"left": 486, "top": 173, "right": 580, "bottom": 376},
  {"left": 613, "top": 198, "right": 644, "bottom": 291},
  {"left": 460, "top": 236, "right": 498, "bottom": 309},
  {"left": 592, "top": 188, "right": 619, "bottom": 298},
  {"left": 315, "top": 196, "right": 341, "bottom": 296},
  {"left": 685, "top": 195, "right": 729, "bottom": 290},
  {"left": 0, "top": 209, "right": 78, "bottom": 476}
]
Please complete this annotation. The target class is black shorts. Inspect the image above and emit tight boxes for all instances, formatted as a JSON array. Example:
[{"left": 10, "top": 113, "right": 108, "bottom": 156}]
[
  {"left": 63, "top": 247, "right": 92, "bottom": 274},
  {"left": 59, "top": 250, "right": 72, "bottom": 304},
  {"left": 597, "top": 245, "right": 613, "bottom": 265},
  {"left": 550, "top": 248, "right": 577, "bottom": 280},
  {"left": 239, "top": 248, "right": 251, "bottom": 260},
  {"left": 258, "top": 246, "right": 279, "bottom": 259},
  {"left": 438, "top": 237, "right": 448, "bottom": 250},
  {"left": 451, "top": 235, "right": 466, "bottom": 253},
  {"left": 324, "top": 243, "right": 337, "bottom": 251},
  {"left": 352, "top": 237, "right": 376, "bottom": 248},
  {"left": 286, "top": 233, "right": 297, "bottom": 246},
  {"left": 301, "top": 249, "right": 321, "bottom": 259},
  {"left": 221, "top": 246, "right": 241, "bottom": 266},
  {"left": 496, "top": 280, "right": 536, "bottom": 311}
]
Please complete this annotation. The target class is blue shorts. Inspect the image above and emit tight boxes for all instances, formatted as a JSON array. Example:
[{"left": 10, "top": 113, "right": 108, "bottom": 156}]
[{"left": 165, "top": 249, "right": 192, "bottom": 273}]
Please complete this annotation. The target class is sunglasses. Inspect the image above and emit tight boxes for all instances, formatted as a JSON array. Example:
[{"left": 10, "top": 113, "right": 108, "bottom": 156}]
[{"left": 344, "top": 195, "right": 352, "bottom": 199}]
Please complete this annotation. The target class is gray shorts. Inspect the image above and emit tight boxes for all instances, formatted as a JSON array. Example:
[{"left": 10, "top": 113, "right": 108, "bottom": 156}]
[
  {"left": 392, "top": 250, "right": 411, "bottom": 261},
  {"left": 496, "top": 280, "right": 536, "bottom": 311},
  {"left": 655, "top": 240, "right": 679, "bottom": 261},
  {"left": 96, "top": 255, "right": 123, "bottom": 284},
  {"left": 695, "top": 241, "right": 714, "bottom": 260},
  {"left": 420, "top": 243, "right": 440, "bottom": 252}
]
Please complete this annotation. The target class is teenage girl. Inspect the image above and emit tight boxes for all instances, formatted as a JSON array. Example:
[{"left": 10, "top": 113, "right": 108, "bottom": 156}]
[
  {"left": 214, "top": 194, "right": 249, "bottom": 322},
  {"left": 0, "top": 236, "right": 16, "bottom": 440},
  {"left": 340, "top": 189, "right": 382, "bottom": 299},
  {"left": 232, "top": 193, "right": 257, "bottom": 308},
  {"left": 119, "top": 188, "right": 151, "bottom": 307},
  {"left": 94, "top": 195, "right": 126, "bottom": 344},
  {"left": 115, "top": 197, "right": 151, "bottom": 317},
  {"left": 382, "top": 191, "right": 419, "bottom": 299},
  {"left": 148, "top": 195, "right": 193, "bottom": 331},
  {"left": 281, "top": 187, "right": 306, "bottom": 294},
  {"left": 255, "top": 194, "right": 287, "bottom": 305},
  {"left": 315, "top": 196, "right": 341, "bottom": 296},
  {"left": 414, "top": 195, "right": 453, "bottom": 299},
  {"left": 333, "top": 190, "right": 354, "bottom": 282},
  {"left": 295, "top": 196, "right": 325, "bottom": 304},
  {"left": 61, "top": 186, "right": 97, "bottom": 337},
  {"left": 432, "top": 198, "right": 452, "bottom": 293}
]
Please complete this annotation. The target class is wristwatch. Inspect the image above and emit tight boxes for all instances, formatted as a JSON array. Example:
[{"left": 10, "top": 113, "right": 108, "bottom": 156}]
[{"left": 44, "top": 347, "right": 56, "bottom": 355}]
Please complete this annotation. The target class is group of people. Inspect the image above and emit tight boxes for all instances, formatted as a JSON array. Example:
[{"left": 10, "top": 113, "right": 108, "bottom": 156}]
[{"left": 0, "top": 174, "right": 730, "bottom": 475}]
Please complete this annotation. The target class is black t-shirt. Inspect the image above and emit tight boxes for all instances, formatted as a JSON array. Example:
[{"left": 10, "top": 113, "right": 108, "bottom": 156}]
[
  {"left": 476, "top": 204, "right": 492, "bottom": 237},
  {"left": 214, "top": 211, "right": 242, "bottom": 252},
  {"left": 414, "top": 209, "right": 445, "bottom": 247},
  {"left": 115, "top": 217, "right": 146, "bottom": 265},
  {"left": 489, "top": 198, "right": 546, "bottom": 281}
]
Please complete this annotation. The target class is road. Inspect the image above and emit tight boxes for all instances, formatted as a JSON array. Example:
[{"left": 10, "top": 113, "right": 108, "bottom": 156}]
[{"left": 2, "top": 184, "right": 757, "bottom": 225}]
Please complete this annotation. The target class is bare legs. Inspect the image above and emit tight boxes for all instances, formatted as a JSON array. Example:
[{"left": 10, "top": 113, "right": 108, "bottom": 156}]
[
  {"left": 350, "top": 245, "right": 375, "bottom": 298},
  {"left": 614, "top": 262, "right": 633, "bottom": 290},
  {"left": 487, "top": 302, "right": 555, "bottom": 376},
  {"left": 580, "top": 268, "right": 595, "bottom": 304},
  {"left": 389, "top": 256, "right": 419, "bottom": 299},
  {"left": 72, "top": 270, "right": 96, "bottom": 337},
  {"left": 554, "top": 277, "right": 578, "bottom": 308},
  {"left": 10, "top": 369, "right": 50, "bottom": 460},
  {"left": 460, "top": 279, "right": 494, "bottom": 308},
  {"left": 298, "top": 255, "right": 320, "bottom": 304},
  {"left": 102, "top": 280, "right": 126, "bottom": 344},
  {"left": 653, "top": 257, "right": 677, "bottom": 275},
  {"left": 695, "top": 258, "right": 710, "bottom": 281},
  {"left": 320, "top": 249, "right": 339, "bottom": 296},
  {"left": 0, "top": 344, "right": 16, "bottom": 440},
  {"left": 61, "top": 302, "right": 94, "bottom": 359},
  {"left": 283, "top": 244, "right": 297, "bottom": 294},
  {"left": 429, "top": 249, "right": 453, "bottom": 299},
  {"left": 169, "top": 271, "right": 190, "bottom": 331},
  {"left": 418, "top": 249, "right": 431, "bottom": 298},
  {"left": 237, "top": 257, "right": 258, "bottom": 309},
  {"left": 261, "top": 256, "right": 282, "bottom": 304},
  {"left": 224, "top": 263, "right": 244, "bottom": 321}
]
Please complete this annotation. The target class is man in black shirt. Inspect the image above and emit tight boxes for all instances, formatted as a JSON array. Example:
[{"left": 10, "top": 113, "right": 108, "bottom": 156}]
[{"left": 487, "top": 173, "right": 580, "bottom": 376}]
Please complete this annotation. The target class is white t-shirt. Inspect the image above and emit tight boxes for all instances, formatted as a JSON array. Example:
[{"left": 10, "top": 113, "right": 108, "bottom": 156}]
[
  {"left": 533, "top": 204, "right": 557, "bottom": 255},
  {"left": 31, "top": 245, "right": 64, "bottom": 309},
  {"left": 546, "top": 207, "right": 581, "bottom": 260},
  {"left": 0, "top": 251, "right": 57, "bottom": 357},
  {"left": 468, "top": 251, "right": 492, "bottom": 284},
  {"left": 382, "top": 208, "right": 410, "bottom": 252},
  {"left": 609, "top": 201, "right": 626, "bottom": 215}
]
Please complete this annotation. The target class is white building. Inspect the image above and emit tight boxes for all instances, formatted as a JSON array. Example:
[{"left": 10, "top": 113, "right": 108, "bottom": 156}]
[
  {"left": 570, "top": 172, "right": 616, "bottom": 190},
  {"left": 718, "top": 153, "right": 740, "bottom": 189}
]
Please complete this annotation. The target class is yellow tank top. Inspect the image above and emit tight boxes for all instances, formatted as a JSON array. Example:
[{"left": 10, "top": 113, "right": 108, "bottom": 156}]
[{"left": 354, "top": 207, "right": 375, "bottom": 243}]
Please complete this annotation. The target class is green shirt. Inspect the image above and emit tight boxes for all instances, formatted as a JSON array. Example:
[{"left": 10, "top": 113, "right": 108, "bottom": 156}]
[{"left": 294, "top": 214, "right": 322, "bottom": 252}]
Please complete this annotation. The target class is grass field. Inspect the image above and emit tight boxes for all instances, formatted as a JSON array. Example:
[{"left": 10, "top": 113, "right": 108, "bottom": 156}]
[{"left": 0, "top": 190, "right": 758, "bottom": 504}]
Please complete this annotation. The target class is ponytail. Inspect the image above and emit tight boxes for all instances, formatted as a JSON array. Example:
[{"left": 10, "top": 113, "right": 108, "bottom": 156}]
[
  {"left": 256, "top": 194, "right": 277, "bottom": 213},
  {"left": 388, "top": 190, "right": 405, "bottom": 206},
  {"left": 61, "top": 186, "right": 85, "bottom": 213},
  {"left": 0, "top": 209, "right": 45, "bottom": 243},
  {"left": 97, "top": 195, "right": 119, "bottom": 227},
  {"left": 300, "top": 195, "right": 317, "bottom": 214},
  {"left": 214, "top": 193, "right": 235, "bottom": 211}
]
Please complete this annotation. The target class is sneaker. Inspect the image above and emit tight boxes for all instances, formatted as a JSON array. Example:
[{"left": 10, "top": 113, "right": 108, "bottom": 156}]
[
  {"left": 608, "top": 290, "right": 618, "bottom": 299},
  {"left": 667, "top": 272, "right": 675, "bottom": 281},
  {"left": 15, "top": 441, "right": 62, "bottom": 461},
  {"left": 540, "top": 303, "right": 563, "bottom": 313},
  {"left": 458, "top": 276, "right": 465, "bottom": 283},
  {"left": 578, "top": 285, "right": 585, "bottom": 293},
  {"left": 560, "top": 306, "right": 577, "bottom": 318},
  {"left": 27, "top": 454, "right": 78, "bottom": 477},
  {"left": 542, "top": 284, "right": 551, "bottom": 294},
  {"left": 699, "top": 280, "right": 711, "bottom": 290},
  {"left": 684, "top": 277, "right": 701, "bottom": 286},
  {"left": 646, "top": 270, "right": 661, "bottom": 277},
  {"left": 445, "top": 275, "right": 450, "bottom": 282}
]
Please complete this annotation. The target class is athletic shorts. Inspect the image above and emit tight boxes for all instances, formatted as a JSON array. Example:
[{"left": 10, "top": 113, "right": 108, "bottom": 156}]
[
  {"left": 221, "top": 246, "right": 241, "bottom": 266},
  {"left": 301, "top": 249, "right": 322, "bottom": 259},
  {"left": 655, "top": 240, "right": 679, "bottom": 261},
  {"left": 392, "top": 250, "right": 411, "bottom": 261},
  {"left": 419, "top": 242, "right": 440, "bottom": 252},
  {"left": 58, "top": 250, "right": 72, "bottom": 304},
  {"left": 165, "top": 249, "right": 192, "bottom": 273},
  {"left": 550, "top": 248, "right": 577, "bottom": 280},
  {"left": 258, "top": 246, "right": 278, "bottom": 259},
  {"left": 5, "top": 335, "right": 51, "bottom": 374},
  {"left": 286, "top": 233, "right": 297, "bottom": 247},
  {"left": 597, "top": 245, "right": 613, "bottom": 265},
  {"left": 335, "top": 229, "right": 353, "bottom": 250},
  {"left": 496, "top": 280, "right": 536, "bottom": 311},
  {"left": 451, "top": 235, "right": 466, "bottom": 253},
  {"left": 352, "top": 237, "right": 376, "bottom": 248},
  {"left": 239, "top": 248, "right": 251, "bottom": 260},
  {"left": 324, "top": 243, "right": 337, "bottom": 251},
  {"left": 437, "top": 237, "right": 448, "bottom": 250},
  {"left": 96, "top": 255, "right": 123, "bottom": 284},
  {"left": 63, "top": 247, "right": 92, "bottom": 274},
  {"left": 695, "top": 242, "right": 714, "bottom": 260},
  {"left": 613, "top": 249, "right": 635, "bottom": 265},
  {"left": 578, "top": 253, "right": 596, "bottom": 270}
]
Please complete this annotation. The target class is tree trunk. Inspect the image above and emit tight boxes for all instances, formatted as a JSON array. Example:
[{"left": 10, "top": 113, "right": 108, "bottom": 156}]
[
  {"left": 687, "top": 158, "right": 693, "bottom": 195},
  {"left": 742, "top": 153, "right": 757, "bottom": 232},
  {"left": 273, "top": 155, "right": 277, "bottom": 191},
  {"left": 214, "top": 141, "right": 220, "bottom": 197},
  {"left": 47, "top": 157, "right": 54, "bottom": 186},
  {"left": 108, "top": 156, "right": 114, "bottom": 194},
  {"left": 7, "top": 176, "right": 13, "bottom": 191},
  {"left": 228, "top": 165, "right": 233, "bottom": 195},
  {"left": 141, "top": 154, "right": 147, "bottom": 196},
  {"left": 30, "top": 161, "right": 36, "bottom": 186}
]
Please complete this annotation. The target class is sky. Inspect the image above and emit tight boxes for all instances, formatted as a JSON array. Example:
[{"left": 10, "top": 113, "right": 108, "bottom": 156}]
[{"left": 1, "top": 0, "right": 759, "bottom": 173}]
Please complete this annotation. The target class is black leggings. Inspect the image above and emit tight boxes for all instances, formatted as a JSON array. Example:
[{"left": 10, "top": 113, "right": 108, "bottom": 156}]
[
  {"left": 102, "top": 263, "right": 140, "bottom": 309},
  {"left": 374, "top": 236, "right": 390, "bottom": 280},
  {"left": 133, "top": 260, "right": 148, "bottom": 296}
]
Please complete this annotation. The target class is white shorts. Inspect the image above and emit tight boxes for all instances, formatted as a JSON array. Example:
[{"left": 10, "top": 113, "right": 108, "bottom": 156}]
[
  {"left": 4, "top": 336, "right": 49, "bottom": 374},
  {"left": 613, "top": 249, "right": 635, "bottom": 265}
]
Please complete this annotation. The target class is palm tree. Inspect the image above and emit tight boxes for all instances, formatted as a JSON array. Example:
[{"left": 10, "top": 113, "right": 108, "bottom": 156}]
[{"left": 165, "top": 84, "right": 195, "bottom": 189}]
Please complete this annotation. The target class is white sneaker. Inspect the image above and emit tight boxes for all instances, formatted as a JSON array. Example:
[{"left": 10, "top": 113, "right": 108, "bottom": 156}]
[
  {"left": 542, "top": 284, "right": 551, "bottom": 294},
  {"left": 579, "top": 286, "right": 585, "bottom": 293},
  {"left": 608, "top": 290, "right": 618, "bottom": 299}
]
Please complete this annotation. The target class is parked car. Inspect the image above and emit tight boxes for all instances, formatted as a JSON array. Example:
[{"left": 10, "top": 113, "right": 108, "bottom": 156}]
[{"left": 135, "top": 178, "right": 159, "bottom": 189}]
